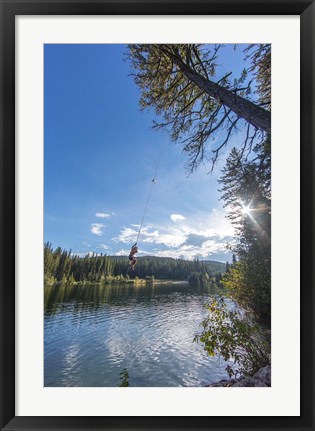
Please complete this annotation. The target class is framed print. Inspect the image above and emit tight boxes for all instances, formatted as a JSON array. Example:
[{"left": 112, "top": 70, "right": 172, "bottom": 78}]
[{"left": 0, "top": 0, "right": 314, "bottom": 430}]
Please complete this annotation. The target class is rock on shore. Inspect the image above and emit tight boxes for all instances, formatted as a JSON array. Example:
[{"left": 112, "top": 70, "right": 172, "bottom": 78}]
[{"left": 207, "top": 365, "right": 271, "bottom": 387}]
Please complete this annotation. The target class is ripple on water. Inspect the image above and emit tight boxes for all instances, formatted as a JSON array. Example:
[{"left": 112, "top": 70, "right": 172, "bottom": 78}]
[{"left": 44, "top": 282, "right": 231, "bottom": 387}]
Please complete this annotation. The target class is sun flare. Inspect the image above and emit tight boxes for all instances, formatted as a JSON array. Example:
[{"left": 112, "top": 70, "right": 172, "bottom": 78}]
[{"left": 242, "top": 205, "right": 251, "bottom": 216}]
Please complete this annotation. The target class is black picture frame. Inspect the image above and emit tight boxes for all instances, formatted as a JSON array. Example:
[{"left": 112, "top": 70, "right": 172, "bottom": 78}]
[{"left": 0, "top": 1, "right": 314, "bottom": 430}]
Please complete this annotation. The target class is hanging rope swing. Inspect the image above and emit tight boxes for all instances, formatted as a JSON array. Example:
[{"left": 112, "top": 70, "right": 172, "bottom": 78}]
[{"left": 127, "top": 145, "right": 163, "bottom": 273}]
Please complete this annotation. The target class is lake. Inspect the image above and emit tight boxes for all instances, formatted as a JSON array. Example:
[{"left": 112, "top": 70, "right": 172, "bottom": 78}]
[{"left": 44, "top": 281, "right": 231, "bottom": 387}]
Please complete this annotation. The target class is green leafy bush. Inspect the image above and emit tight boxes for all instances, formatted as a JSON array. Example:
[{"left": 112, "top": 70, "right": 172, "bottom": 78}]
[{"left": 194, "top": 297, "right": 270, "bottom": 378}]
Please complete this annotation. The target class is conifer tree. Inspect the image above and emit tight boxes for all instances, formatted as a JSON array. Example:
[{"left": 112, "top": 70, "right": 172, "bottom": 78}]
[{"left": 128, "top": 44, "right": 271, "bottom": 172}]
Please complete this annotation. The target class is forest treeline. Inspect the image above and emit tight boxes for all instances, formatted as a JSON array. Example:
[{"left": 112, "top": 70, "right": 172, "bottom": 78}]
[{"left": 44, "top": 242, "right": 226, "bottom": 285}]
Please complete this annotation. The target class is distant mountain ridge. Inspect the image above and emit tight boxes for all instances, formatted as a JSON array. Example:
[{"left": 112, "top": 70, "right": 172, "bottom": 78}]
[
  {"left": 109, "top": 255, "right": 226, "bottom": 280},
  {"left": 109, "top": 254, "right": 226, "bottom": 269}
]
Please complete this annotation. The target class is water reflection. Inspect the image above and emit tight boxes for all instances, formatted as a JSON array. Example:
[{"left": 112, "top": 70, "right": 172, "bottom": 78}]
[
  {"left": 44, "top": 282, "right": 229, "bottom": 387},
  {"left": 44, "top": 282, "right": 218, "bottom": 314}
]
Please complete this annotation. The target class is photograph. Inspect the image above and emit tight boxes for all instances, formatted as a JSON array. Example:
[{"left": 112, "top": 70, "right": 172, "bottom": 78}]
[
  {"left": 44, "top": 43, "right": 271, "bottom": 388},
  {"left": 2, "top": 1, "right": 314, "bottom": 428}
]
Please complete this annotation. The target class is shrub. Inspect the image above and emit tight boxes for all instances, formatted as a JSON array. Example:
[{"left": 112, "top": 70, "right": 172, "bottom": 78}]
[{"left": 194, "top": 296, "right": 270, "bottom": 378}]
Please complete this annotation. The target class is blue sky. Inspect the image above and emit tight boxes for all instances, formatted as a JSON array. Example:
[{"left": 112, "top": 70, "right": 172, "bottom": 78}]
[{"left": 44, "top": 44, "right": 250, "bottom": 262}]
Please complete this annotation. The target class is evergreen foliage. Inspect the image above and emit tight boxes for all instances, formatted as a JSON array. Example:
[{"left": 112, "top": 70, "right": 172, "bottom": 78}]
[
  {"left": 44, "top": 242, "right": 225, "bottom": 285},
  {"left": 188, "top": 271, "right": 210, "bottom": 287},
  {"left": 219, "top": 139, "right": 271, "bottom": 324},
  {"left": 127, "top": 44, "right": 271, "bottom": 173},
  {"left": 44, "top": 242, "right": 115, "bottom": 285},
  {"left": 195, "top": 138, "right": 271, "bottom": 377},
  {"left": 244, "top": 44, "right": 271, "bottom": 110}
]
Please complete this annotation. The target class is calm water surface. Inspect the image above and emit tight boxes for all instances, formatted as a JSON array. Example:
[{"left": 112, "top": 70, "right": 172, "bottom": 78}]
[{"left": 44, "top": 282, "right": 231, "bottom": 387}]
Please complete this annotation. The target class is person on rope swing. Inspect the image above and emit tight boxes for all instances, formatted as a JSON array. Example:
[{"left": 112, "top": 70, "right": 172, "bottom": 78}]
[{"left": 128, "top": 243, "right": 138, "bottom": 270}]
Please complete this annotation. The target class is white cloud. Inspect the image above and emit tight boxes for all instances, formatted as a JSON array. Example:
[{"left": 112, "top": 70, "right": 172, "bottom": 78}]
[
  {"left": 95, "top": 212, "right": 111, "bottom": 218},
  {"left": 140, "top": 227, "right": 186, "bottom": 248},
  {"left": 72, "top": 251, "right": 98, "bottom": 258},
  {"left": 91, "top": 223, "right": 105, "bottom": 236},
  {"left": 72, "top": 252, "right": 86, "bottom": 258},
  {"left": 114, "top": 249, "right": 129, "bottom": 256},
  {"left": 115, "top": 208, "right": 235, "bottom": 260},
  {"left": 152, "top": 239, "right": 232, "bottom": 260},
  {"left": 98, "top": 244, "right": 111, "bottom": 251},
  {"left": 113, "top": 227, "right": 138, "bottom": 244},
  {"left": 170, "top": 213, "right": 185, "bottom": 222},
  {"left": 115, "top": 226, "right": 186, "bottom": 248}
]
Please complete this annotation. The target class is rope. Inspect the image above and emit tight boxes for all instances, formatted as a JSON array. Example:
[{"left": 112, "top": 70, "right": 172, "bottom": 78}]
[{"left": 135, "top": 145, "right": 163, "bottom": 245}]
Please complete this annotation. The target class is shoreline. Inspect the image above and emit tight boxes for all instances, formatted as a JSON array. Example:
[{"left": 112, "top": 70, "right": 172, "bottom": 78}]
[{"left": 44, "top": 279, "right": 189, "bottom": 287}]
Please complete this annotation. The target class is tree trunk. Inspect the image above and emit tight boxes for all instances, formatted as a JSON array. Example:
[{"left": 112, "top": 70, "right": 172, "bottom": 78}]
[{"left": 170, "top": 53, "right": 271, "bottom": 135}]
